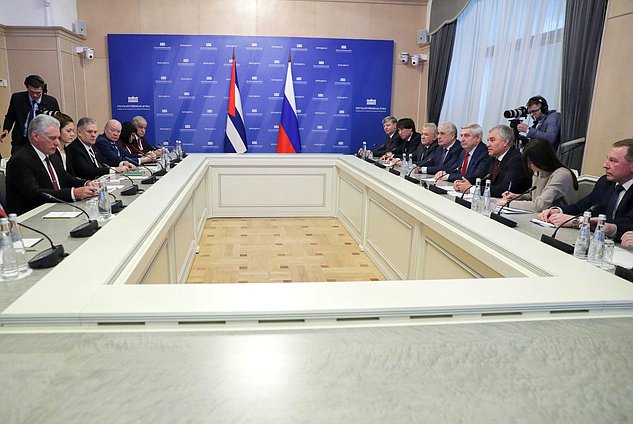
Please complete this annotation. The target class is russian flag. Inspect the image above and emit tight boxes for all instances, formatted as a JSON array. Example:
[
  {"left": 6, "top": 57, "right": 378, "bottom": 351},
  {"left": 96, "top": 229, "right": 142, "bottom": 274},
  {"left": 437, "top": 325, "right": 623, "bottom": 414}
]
[
  {"left": 277, "top": 55, "right": 301, "bottom": 153},
  {"left": 224, "top": 51, "right": 248, "bottom": 153}
]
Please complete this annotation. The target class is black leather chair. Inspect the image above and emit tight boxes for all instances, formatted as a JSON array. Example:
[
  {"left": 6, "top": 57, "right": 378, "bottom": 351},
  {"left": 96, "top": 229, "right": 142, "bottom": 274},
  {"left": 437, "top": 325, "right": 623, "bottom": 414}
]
[{"left": 558, "top": 137, "right": 586, "bottom": 174}]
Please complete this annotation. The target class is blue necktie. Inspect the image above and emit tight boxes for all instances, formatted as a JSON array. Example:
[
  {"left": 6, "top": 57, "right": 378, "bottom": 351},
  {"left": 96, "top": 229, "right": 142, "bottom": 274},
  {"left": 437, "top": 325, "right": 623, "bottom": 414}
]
[{"left": 606, "top": 184, "right": 625, "bottom": 219}]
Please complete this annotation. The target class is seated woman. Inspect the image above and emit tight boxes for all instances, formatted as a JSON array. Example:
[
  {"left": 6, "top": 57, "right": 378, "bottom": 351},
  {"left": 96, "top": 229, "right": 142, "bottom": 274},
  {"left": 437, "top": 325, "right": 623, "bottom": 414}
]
[
  {"left": 498, "top": 137, "right": 578, "bottom": 212},
  {"left": 52, "top": 112, "right": 76, "bottom": 176},
  {"left": 119, "top": 121, "right": 156, "bottom": 162}
]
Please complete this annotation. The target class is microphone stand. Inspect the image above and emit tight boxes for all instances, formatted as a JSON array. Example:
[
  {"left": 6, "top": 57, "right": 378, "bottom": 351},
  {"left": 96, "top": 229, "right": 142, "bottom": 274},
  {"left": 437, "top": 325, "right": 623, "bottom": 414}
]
[
  {"left": 455, "top": 173, "right": 491, "bottom": 209},
  {"left": 110, "top": 167, "right": 140, "bottom": 196},
  {"left": 19, "top": 222, "right": 66, "bottom": 269},
  {"left": 108, "top": 192, "right": 125, "bottom": 214},
  {"left": 42, "top": 193, "right": 99, "bottom": 238},
  {"left": 540, "top": 206, "right": 597, "bottom": 254},
  {"left": 429, "top": 172, "right": 449, "bottom": 195},
  {"left": 490, "top": 186, "right": 537, "bottom": 228},
  {"left": 139, "top": 164, "right": 157, "bottom": 185}
]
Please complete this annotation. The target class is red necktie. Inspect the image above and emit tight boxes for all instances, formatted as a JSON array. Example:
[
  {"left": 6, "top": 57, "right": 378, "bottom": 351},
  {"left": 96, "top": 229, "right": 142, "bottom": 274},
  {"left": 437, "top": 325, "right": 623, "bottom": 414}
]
[
  {"left": 0, "top": 204, "right": 6, "bottom": 217},
  {"left": 45, "top": 157, "right": 60, "bottom": 190},
  {"left": 492, "top": 159, "right": 501, "bottom": 180},
  {"left": 460, "top": 152, "right": 470, "bottom": 174}
]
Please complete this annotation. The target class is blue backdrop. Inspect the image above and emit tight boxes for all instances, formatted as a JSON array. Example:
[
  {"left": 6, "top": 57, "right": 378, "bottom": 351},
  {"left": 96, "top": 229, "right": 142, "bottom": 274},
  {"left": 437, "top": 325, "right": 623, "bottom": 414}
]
[{"left": 108, "top": 34, "right": 393, "bottom": 153}]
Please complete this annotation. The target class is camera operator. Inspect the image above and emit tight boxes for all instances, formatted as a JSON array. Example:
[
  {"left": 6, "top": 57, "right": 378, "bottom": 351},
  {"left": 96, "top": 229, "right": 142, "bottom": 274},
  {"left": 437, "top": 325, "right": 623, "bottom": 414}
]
[{"left": 516, "top": 96, "right": 561, "bottom": 151}]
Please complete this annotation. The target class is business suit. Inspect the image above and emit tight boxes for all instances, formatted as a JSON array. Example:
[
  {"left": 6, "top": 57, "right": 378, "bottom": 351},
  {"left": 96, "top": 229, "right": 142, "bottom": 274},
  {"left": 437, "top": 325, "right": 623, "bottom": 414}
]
[
  {"left": 473, "top": 148, "right": 530, "bottom": 198},
  {"left": 422, "top": 141, "right": 463, "bottom": 175},
  {"left": 95, "top": 134, "right": 139, "bottom": 167},
  {"left": 53, "top": 147, "right": 76, "bottom": 177},
  {"left": 412, "top": 140, "right": 439, "bottom": 166},
  {"left": 447, "top": 141, "right": 489, "bottom": 182},
  {"left": 393, "top": 132, "right": 422, "bottom": 159},
  {"left": 6, "top": 143, "right": 88, "bottom": 215},
  {"left": 67, "top": 138, "right": 111, "bottom": 180},
  {"left": 2, "top": 91, "right": 60, "bottom": 153},
  {"left": 562, "top": 175, "right": 633, "bottom": 228},
  {"left": 526, "top": 110, "right": 561, "bottom": 150},
  {"left": 371, "top": 133, "right": 402, "bottom": 158}
]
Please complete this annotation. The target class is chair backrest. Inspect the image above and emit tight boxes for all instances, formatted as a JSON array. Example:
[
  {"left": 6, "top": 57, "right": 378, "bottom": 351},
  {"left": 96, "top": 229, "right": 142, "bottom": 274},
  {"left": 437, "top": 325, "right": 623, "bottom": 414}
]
[
  {"left": 577, "top": 174, "right": 598, "bottom": 200},
  {"left": 558, "top": 137, "right": 586, "bottom": 173}
]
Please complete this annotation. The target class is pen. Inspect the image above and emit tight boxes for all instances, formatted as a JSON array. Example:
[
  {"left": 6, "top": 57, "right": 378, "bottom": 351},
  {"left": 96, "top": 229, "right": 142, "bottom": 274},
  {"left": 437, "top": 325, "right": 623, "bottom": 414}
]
[{"left": 507, "top": 182, "right": 512, "bottom": 192}]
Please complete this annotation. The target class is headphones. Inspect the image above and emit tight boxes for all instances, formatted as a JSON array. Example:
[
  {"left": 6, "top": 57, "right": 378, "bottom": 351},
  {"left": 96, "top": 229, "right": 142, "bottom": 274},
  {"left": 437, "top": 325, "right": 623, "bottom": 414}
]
[
  {"left": 24, "top": 74, "right": 47, "bottom": 94},
  {"left": 528, "top": 95, "right": 549, "bottom": 115}
]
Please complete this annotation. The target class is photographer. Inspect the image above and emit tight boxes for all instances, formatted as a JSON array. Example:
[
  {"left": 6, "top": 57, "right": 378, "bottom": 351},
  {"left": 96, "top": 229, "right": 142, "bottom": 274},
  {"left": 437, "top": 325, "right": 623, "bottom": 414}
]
[{"left": 515, "top": 96, "right": 561, "bottom": 151}]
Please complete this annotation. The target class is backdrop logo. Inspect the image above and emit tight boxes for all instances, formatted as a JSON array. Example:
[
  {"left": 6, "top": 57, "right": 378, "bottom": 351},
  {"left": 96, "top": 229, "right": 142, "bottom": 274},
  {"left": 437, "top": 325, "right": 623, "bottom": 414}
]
[
  {"left": 366, "top": 98, "right": 377, "bottom": 106},
  {"left": 128, "top": 96, "right": 139, "bottom": 103}
]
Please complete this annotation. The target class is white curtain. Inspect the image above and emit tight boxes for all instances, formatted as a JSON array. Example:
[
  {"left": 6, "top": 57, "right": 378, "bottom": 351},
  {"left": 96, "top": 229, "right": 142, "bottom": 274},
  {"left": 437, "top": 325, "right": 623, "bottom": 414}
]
[{"left": 439, "top": 0, "right": 566, "bottom": 134}]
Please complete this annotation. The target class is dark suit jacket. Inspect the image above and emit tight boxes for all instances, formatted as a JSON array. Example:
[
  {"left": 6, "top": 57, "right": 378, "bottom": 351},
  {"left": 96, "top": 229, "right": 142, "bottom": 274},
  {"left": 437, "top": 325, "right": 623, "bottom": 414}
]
[
  {"left": 6, "top": 143, "right": 88, "bottom": 215},
  {"left": 53, "top": 147, "right": 76, "bottom": 177},
  {"left": 67, "top": 138, "right": 111, "bottom": 180},
  {"left": 447, "top": 141, "right": 489, "bottom": 182},
  {"left": 393, "top": 132, "right": 422, "bottom": 159},
  {"left": 2, "top": 91, "right": 60, "bottom": 152},
  {"left": 471, "top": 148, "right": 530, "bottom": 197},
  {"left": 412, "top": 140, "right": 439, "bottom": 166},
  {"left": 562, "top": 175, "right": 633, "bottom": 228},
  {"left": 372, "top": 133, "right": 402, "bottom": 157},
  {"left": 95, "top": 134, "right": 140, "bottom": 167},
  {"left": 424, "top": 141, "right": 463, "bottom": 175}
]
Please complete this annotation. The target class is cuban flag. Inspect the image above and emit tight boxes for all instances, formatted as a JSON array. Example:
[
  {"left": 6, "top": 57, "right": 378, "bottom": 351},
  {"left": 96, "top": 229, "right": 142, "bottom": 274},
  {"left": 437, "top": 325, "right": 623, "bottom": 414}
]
[
  {"left": 224, "top": 51, "right": 248, "bottom": 153},
  {"left": 277, "top": 55, "right": 301, "bottom": 153}
]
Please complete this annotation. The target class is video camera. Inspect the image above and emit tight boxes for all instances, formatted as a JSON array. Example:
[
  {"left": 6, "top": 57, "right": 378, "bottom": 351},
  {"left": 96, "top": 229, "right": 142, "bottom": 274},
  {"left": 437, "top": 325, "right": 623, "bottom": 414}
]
[
  {"left": 503, "top": 106, "right": 527, "bottom": 119},
  {"left": 503, "top": 106, "right": 529, "bottom": 147}
]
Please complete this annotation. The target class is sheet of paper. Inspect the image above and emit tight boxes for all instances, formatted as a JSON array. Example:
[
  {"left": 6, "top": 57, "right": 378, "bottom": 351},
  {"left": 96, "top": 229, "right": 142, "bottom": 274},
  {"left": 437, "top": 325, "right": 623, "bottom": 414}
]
[
  {"left": 19, "top": 238, "right": 41, "bottom": 248},
  {"left": 42, "top": 211, "right": 81, "bottom": 219},
  {"left": 530, "top": 218, "right": 555, "bottom": 228},
  {"left": 612, "top": 247, "right": 633, "bottom": 268}
]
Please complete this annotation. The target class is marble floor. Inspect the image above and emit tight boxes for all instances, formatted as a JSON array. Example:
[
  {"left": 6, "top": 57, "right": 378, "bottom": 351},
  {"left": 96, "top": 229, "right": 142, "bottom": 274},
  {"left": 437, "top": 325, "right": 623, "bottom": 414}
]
[{"left": 1, "top": 317, "right": 632, "bottom": 423}]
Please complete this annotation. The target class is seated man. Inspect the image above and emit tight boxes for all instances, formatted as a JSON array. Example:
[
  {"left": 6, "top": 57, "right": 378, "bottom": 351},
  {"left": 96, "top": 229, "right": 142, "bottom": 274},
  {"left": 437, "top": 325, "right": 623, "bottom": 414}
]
[
  {"left": 411, "top": 123, "right": 439, "bottom": 167},
  {"left": 435, "top": 123, "right": 488, "bottom": 184},
  {"left": 391, "top": 118, "right": 421, "bottom": 160},
  {"left": 6, "top": 114, "right": 98, "bottom": 215},
  {"left": 361, "top": 116, "right": 401, "bottom": 158},
  {"left": 538, "top": 139, "right": 633, "bottom": 231},
  {"left": 516, "top": 95, "right": 561, "bottom": 150},
  {"left": 132, "top": 115, "right": 162, "bottom": 156},
  {"left": 417, "top": 122, "right": 462, "bottom": 175},
  {"left": 68, "top": 117, "right": 135, "bottom": 179},
  {"left": 454, "top": 125, "right": 530, "bottom": 195},
  {"left": 94, "top": 119, "right": 153, "bottom": 167}
]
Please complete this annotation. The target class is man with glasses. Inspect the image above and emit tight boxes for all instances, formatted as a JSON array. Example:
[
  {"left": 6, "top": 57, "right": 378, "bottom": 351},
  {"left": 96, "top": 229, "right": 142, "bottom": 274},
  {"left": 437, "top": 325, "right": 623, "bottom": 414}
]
[{"left": 516, "top": 95, "right": 561, "bottom": 150}]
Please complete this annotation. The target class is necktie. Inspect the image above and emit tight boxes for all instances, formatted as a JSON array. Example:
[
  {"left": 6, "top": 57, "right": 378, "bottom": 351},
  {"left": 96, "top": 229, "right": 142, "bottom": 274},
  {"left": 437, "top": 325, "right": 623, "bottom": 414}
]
[
  {"left": 442, "top": 148, "right": 449, "bottom": 164},
  {"left": 24, "top": 99, "right": 37, "bottom": 136},
  {"left": 461, "top": 152, "right": 470, "bottom": 174},
  {"left": 606, "top": 184, "right": 625, "bottom": 219},
  {"left": 0, "top": 203, "right": 7, "bottom": 217},
  {"left": 45, "top": 157, "right": 60, "bottom": 190},
  {"left": 88, "top": 148, "right": 99, "bottom": 167},
  {"left": 492, "top": 159, "right": 501, "bottom": 180}
]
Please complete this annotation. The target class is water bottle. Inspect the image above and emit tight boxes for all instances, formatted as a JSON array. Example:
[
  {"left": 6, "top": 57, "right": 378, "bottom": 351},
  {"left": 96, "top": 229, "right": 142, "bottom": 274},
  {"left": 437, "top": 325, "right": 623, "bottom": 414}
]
[
  {"left": 587, "top": 214, "right": 607, "bottom": 266},
  {"left": 471, "top": 178, "right": 482, "bottom": 213},
  {"left": 400, "top": 154, "right": 408, "bottom": 178},
  {"left": 361, "top": 141, "right": 367, "bottom": 159},
  {"left": 481, "top": 179, "right": 491, "bottom": 216},
  {"left": 175, "top": 139, "right": 182, "bottom": 159},
  {"left": 0, "top": 217, "right": 19, "bottom": 280},
  {"left": 572, "top": 211, "right": 592, "bottom": 260},
  {"left": 97, "top": 176, "right": 112, "bottom": 221},
  {"left": 162, "top": 147, "right": 170, "bottom": 171},
  {"left": 7, "top": 214, "right": 28, "bottom": 273},
  {"left": 407, "top": 153, "right": 413, "bottom": 172}
]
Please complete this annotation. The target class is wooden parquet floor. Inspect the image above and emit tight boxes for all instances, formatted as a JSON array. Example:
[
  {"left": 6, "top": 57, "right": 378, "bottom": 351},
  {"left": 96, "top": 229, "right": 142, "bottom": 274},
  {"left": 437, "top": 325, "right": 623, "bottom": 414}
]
[{"left": 187, "top": 217, "right": 386, "bottom": 284}]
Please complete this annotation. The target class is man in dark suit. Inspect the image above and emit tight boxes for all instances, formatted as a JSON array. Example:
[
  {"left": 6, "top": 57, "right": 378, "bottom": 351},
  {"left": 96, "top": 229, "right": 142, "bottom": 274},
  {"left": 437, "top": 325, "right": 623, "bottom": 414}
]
[
  {"left": 1, "top": 75, "right": 60, "bottom": 155},
  {"left": 361, "top": 116, "right": 401, "bottom": 158},
  {"left": 456, "top": 125, "right": 530, "bottom": 196},
  {"left": 417, "top": 122, "right": 462, "bottom": 175},
  {"left": 132, "top": 115, "right": 162, "bottom": 156},
  {"left": 95, "top": 119, "right": 151, "bottom": 168},
  {"left": 436, "top": 123, "right": 489, "bottom": 184},
  {"left": 68, "top": 117, "right": 135, "bottom": 180},
  {"left": 6, "top": 114, "right": 99, "bottom": 215},
  {"left": 411, "top": 123, "right": 439, "bottom": 167},
  {"left": 391, "top": 118, "right": 421, "bottom": 160},
  {"left": 539, "top": 139, "right": 633, "bottom": 231}
]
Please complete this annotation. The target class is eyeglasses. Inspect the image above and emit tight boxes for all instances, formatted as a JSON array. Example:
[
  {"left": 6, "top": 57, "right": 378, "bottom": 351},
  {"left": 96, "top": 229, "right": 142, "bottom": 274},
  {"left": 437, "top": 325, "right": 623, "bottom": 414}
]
[{"left": 528, "top": 108, "right": 540, "bottom": 114}]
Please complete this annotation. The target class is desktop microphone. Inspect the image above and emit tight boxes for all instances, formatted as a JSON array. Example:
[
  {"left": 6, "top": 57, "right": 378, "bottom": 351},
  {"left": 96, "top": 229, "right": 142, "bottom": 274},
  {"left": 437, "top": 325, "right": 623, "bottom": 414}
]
[
  {"left": 454, "top": 173, "right": 491, "bottom": 209},
  {"left": 108, "top": 192, "right": 125, "bottom": 214},
  {"left": 139, "top": 164, "right": 157, "bottom": 185},
  {"left": 109, "top": 167, "right": 140, "bottom": 195},
  {"left": 490, "top": 185, "right": 537, "bottom": 228},
  {"left": 429, "top": 172, "right": 449, "bottom": 195},
  {"left": 153, "top": 157, "right": 167, "bottom": 176},
  {"left": 41, "top": 193, "right": 99, "bottom": 238},
  {"left": 19, "top": 222, "right": 66, "bottom": 269},
  {"left": 540, "top": 205, "right": 598, "bottom": 254}
]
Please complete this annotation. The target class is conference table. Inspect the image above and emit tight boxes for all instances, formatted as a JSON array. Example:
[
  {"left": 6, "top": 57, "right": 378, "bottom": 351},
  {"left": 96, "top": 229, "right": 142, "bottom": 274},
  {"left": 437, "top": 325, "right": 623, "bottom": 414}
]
[{"left": 1, "top": 153, "right": 632, "bottom": 328}]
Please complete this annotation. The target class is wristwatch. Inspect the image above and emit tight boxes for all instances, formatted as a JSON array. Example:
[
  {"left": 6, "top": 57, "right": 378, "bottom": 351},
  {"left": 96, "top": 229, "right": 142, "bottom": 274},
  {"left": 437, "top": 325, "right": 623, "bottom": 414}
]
[{"left": 571, "top": 217, "right": 580, "bottom": 229}]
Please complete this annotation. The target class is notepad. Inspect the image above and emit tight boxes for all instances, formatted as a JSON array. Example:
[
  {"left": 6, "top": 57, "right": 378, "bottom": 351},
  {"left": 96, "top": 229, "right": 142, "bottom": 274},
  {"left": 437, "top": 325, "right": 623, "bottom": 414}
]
[
  {"left": 42, "top": 211, "right": 81, "bottom": 219},
  {"left": 530, "top": 218, "right": 555, "bottom": 228},
  {"left": 122, "top": 171, "right": 144, "bottom": 176}
]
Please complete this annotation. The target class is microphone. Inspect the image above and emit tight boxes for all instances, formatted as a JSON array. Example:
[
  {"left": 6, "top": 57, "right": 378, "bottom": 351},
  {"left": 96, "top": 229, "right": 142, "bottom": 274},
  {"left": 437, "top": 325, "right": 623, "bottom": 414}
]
[
  {"left": 454, "top": 173, "right": 491, "bottom": 209},
  {"left": 429, "top": 172, "right": 448, "bottom": 195},
  {"left": 109, "top": 167, "right": 140, "bottom": 196},
  {"left": 139, "top": 164, "right": 157, "bottom": 185},
  {"left": 41, "top": 193, "right": 99, "bottom": 238},
  {"left": 108, "top": 192, "right": 125, "bottom": 214},
  {"left": 18, "top": 222, "right": 66, "bottom": 269},
  {"left": 153, "top": 157, "right": 167, "bottom": 176},
  {"left": 540, "top": 205, "right": 598, "bottom": 254},
  {"left": 490, "top": 185, "right": 537, "bottom": 227}
]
